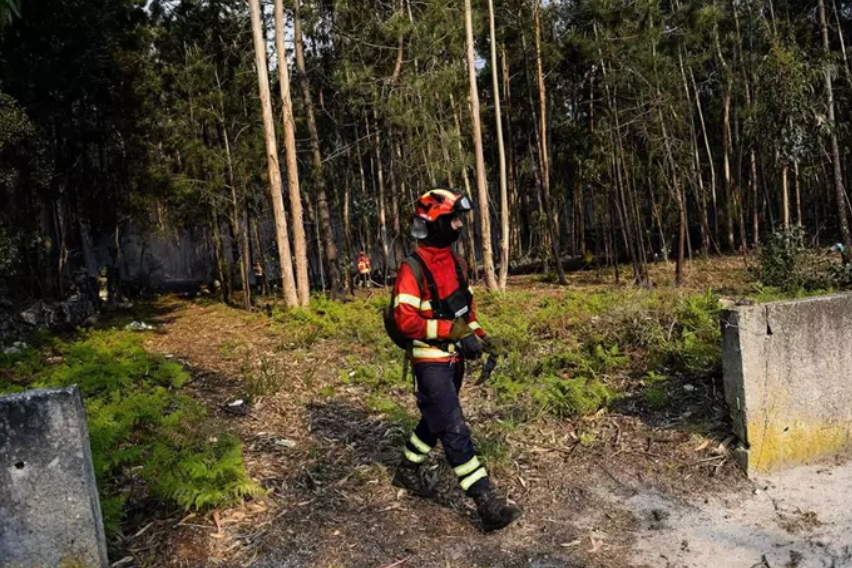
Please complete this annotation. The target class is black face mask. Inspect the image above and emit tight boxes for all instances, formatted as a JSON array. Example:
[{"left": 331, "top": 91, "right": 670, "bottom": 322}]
[{"left": 423, "top": 215, "right": 461, "bottom": 248}]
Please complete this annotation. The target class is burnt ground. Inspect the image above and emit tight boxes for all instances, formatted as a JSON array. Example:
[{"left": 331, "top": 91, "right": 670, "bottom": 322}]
[{"left": 115, "top": 259, "right": 767, "bottom": 568}]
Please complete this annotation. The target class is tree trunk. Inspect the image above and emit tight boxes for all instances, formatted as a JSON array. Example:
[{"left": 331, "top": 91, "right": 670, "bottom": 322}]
[
  {"left": 488, "top": 0, "right": 509, "bottom": 290},
  {"left": 533, "top": 0, "right": 566, "bottom": 285},
  {"left": 368, "top": 115, "right": 391, "bottom": 279},
  {"left": 819, "top": 0, "right": 852, "bottom": 250},
  {"left": 794, "top": 160, "right": 802, "bottom": 227},
  {"left": 249, "top": 0, "right": 298, "bottom": 307},
  {"left": 210, "top": 206, "right": 230, "bottom": 304},
  {"left": 388, "top": 132, "right": 405, "bottom": 266},
  {"left": 502, "top": 43, "right": 522, "bottom": 260},
  {"left": 216, "top": 72, "right": 251, "bottom": 311},
  {"left": 343, "top": 146, "right": 355, "bottom": 294},
  {"left": 465, "top": 0, "right": 498, "bottom": 291},
  {"left": 274, "top": 0, "right": 310, "bottom": 306},
  {"left": 781, "top": 161, "right": 790, "bottom": 228},
  {"left": 293, "top": 0, "right": 341, "bottom": 295},
  {"left": 451, "top": 94, "right": 479, "bottom": 282}
]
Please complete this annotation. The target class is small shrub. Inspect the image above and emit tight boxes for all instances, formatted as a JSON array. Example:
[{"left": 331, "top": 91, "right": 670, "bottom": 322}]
[
  {"left": 644, "top": 385, "right": 669, "bottom": 409},
  {"left": 241, "top": 354, "right": 284, "bottom": 401},
  {"left": 828, "top": 260, "right": 852, "bottom": 290},
  {"left": 756, "top": 226, "right": 809, "bottom": 291}
]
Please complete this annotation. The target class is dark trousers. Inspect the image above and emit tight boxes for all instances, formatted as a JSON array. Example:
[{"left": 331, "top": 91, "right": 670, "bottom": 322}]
[{"left": 404, "top": 361, "right": 489, "bottom": 495}]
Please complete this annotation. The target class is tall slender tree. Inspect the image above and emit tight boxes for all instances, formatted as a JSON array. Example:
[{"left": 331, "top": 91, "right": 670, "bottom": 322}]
[
  {"left": 533, "top": 0, "right": 566, "bottom": 285},
  {"left": 248, "top": 0, "right": 298, "bottom": 307},
  {"left": 465, "top": 0, "right": 498, "bottom": 291},
  {"left": 293, "top": 0, "right": 341, "bottom": 296},
  {"left": 488, "top": 0, "right": 510, "bottom": 290},
  {"left": 274, "top": 0, "right": 310, "bottom": 306}
]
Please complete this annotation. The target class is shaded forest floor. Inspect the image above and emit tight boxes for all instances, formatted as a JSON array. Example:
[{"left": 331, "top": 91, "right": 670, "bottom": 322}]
[{"left": 106, "top": 257, "right": 839, "bottom": 567}]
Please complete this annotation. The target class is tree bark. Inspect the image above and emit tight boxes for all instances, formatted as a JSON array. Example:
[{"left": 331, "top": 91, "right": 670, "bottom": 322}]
[
  {"left": 293, "top": 0, "right": 342, "bottom": 295},
  {"left": 274, "top": 0, "right": 310, "bottom": 306},
  {"left": 818, "top": 0, "right": 852, "bottom": 250},
  {"left": 368, "top": 115, "right": 390, "bottom": 280},
  {"left": 533, "top": 0, "right": 566, "bottom": 285},
  {"left": 465, "top": 0, "right": 498, "bottom": 291},
  {"left": 451, "top": 94, "right": 479, "bottom": 282},
  {"left": 249, "top": 0, "right": 298, "bottom": 307},
  {"left": 488, "top": 0, "right": 509, "bottom": 290}
]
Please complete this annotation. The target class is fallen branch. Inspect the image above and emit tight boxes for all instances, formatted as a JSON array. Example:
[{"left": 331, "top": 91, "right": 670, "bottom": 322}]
[{"left": 381, "top": 556, "right": 413, "bottom": 568}]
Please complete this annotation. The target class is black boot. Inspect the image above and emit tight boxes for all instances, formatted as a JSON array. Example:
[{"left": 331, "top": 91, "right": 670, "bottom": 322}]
[
  {"left": 392, "top": 460, "right": 437, "bottom": 498},
  {"left": 472, "top": 489, "right": 521, "bottom": 532}
]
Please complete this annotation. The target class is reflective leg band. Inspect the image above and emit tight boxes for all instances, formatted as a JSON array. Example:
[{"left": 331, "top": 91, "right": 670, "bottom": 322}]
[
  {"left": 460, "top": 466, "right": 488, "bottom": 491},
  {"left": 409, "top": 433, "right": 432, "bottom": 454},
  {"left": 453, "top": 456, "right": 481, "bottom": 477},
  {"left": 404, "top": 448, "right": 427, "bottom": 464}
]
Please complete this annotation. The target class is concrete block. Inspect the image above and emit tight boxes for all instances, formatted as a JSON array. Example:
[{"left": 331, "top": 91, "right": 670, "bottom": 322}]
[
  {"left": 722, "top": 293, "right": 852, "bottom": 475},
  {"left": 0, "top": 387, "right": 108, "bottom": 567}
]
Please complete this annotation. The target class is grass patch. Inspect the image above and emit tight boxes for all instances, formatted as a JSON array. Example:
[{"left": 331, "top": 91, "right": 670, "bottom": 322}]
[{"left": 0, "top": 330, "right": 262, "bottom": 537}]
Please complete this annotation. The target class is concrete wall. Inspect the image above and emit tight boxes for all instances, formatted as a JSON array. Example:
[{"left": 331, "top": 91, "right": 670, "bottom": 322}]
[
  {"left": 722, "top": 293, "right": 852, "bottom": 475},
  {"left": 0, "top": 387, "right": 108, "bottom": 567}
]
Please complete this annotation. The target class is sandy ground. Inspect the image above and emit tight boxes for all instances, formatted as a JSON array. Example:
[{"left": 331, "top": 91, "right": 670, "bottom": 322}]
[{"left": 629, "top": 460, "right": 852, "bottom": 568}]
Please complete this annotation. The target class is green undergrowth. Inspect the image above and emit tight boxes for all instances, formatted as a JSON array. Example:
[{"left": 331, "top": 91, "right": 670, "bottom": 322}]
[
  {"left": 0, "top": 330, "right": 263, "bottom": 537},
  {"left": 266, "top": 286, "right": 728, "bottom": 421},
  {"left": 473, "top": 289, "right": 723, "bottom": 417}
]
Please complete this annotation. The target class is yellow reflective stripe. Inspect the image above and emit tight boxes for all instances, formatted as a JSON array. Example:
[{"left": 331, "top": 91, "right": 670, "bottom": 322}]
[
  {"left": 460, "top": 467, "right": 488, "bottom": 491},
  {"left": 426, "top": 320, "right": 438, "bottom": 340},
  {"left": 409, "top": 433, "right": 432, "bottom": 454},
  {"left": 469, "top": 321, "right": 481, "bottom": 331},
  {"left": 454, "top": 456, "right": 481, "bottom": 477},
  {"left": 404, "top": 448, "right": 427, "bottom": 464},
  {"left": 419, "top": 300, "right": 432, "bottom": 312},
  {"left": 394, "top": 293, "right": 422, "bottom": 308},
  {"left": 412, "top": 347, "right": 452, "bottom": 359},
  {"left": 469, "top": 286, "right": 475, "bottom": 296}
]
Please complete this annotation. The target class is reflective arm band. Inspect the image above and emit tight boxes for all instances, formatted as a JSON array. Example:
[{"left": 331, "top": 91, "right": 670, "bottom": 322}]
[
  {"left": 419, "top": 300, "right": 432, "bottom": 312},
  {"left": 394, "top": 293, "right": 422, "bottom": 309},
  {"left": 469, "top": 321, "right": 481, "bottom": 331},
  {"left": 426, "top": 320, "right": 438, "bottom": 340}
]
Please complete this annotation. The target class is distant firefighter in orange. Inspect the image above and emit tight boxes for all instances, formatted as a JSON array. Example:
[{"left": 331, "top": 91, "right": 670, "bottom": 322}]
[{"left": 356, "top": 251, "right": 371, "bottom": 288}]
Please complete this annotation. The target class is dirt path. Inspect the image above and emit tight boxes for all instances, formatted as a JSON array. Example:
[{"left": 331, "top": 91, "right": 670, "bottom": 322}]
[{"left": 124, "top": 294, "right": 848, "bottom": 568}]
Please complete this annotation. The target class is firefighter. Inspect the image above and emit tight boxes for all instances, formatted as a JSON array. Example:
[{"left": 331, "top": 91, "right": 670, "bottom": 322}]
[
  {"left": 389, "top": 187, "right": 521, "bottom": 532},
  {"left": 356, "top": 251, "right": 372, "bottom": 288}
]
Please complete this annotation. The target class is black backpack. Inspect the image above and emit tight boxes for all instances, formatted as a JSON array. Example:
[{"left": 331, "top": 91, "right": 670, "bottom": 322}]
[{"left": 383, "top": 252, "right": 472, "bottom": 349}]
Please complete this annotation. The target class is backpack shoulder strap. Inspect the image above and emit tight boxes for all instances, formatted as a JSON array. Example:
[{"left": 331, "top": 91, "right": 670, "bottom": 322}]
[
  {"left": 450, "top": 251, "right": 469, "bottom": 290},
  {"left": 407, "top": 253, "right": 440, "bottom": 309},
  {"left": 402, "top": 255, "right": 424, "bottom": 295}
]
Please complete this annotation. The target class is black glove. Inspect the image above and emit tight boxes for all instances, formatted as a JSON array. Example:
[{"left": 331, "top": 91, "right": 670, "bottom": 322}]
[{"left": 458, "top": 334, "right": 484, "bottom": 360}]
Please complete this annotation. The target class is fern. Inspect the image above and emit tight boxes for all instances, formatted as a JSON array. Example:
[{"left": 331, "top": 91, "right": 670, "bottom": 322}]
[{"left": 0, "top": 330, "right": 262, "bottom": 537}]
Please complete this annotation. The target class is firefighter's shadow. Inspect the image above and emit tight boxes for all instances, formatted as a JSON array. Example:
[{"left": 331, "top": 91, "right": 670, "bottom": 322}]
[{"left": 305, "top": 398, "right": 468, "bottom": 512}]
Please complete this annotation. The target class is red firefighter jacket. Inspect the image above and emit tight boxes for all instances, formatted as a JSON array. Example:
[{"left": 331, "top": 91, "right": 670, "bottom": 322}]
[{"left": 392, "top": 245, "right": 486, "bottom": 364}]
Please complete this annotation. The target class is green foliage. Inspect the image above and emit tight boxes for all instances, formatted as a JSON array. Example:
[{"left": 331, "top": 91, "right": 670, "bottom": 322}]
[
  {"left": 0, "top": 330, "right": 262, "bottom": 536},
  {"left": 827, "top": 261, "right": 852, "bottom": 290},
  {"left": 480, "top": 288, "right": 723, "bottom": 415},
  {"left": 531, "top": 375, "right": 618, "bottom": 418},
  {"left": 644, "top": 385, "right": 669, "bottom": 409},
  {"left": 756, "top": 226, "right": 809, "bottom": 291},
  {"left": 241, "top": 353, "right": 284, "bottom": 401},
  {"left": 365, "top": 393, "right": 417, "bottom": 432}
]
